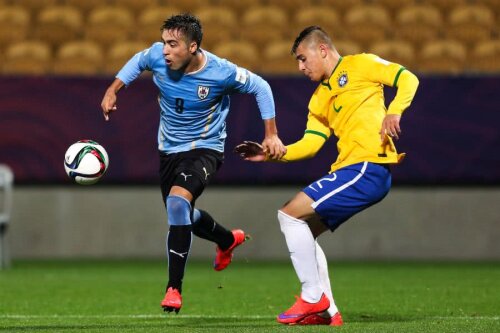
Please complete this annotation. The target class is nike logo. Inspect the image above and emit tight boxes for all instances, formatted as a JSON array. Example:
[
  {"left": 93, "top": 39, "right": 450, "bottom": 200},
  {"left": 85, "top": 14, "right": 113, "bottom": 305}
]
[
  {"left": 180, "top": 172, "right": 192, "bottom": 181},
  {"left": 169, "top": 249, "right": 188, "bottom": 258},
  {"left": 333, "top": 102, "right": 342, "bottom": 113},
  {"left": 203, "top": 167, "right": 210, "bottom": 180}
]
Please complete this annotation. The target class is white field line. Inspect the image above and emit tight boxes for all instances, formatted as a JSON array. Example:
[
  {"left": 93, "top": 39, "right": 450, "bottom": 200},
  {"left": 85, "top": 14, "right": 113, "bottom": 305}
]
[{"left": 0, "top": 314, "right": 498, "bottom": 320}]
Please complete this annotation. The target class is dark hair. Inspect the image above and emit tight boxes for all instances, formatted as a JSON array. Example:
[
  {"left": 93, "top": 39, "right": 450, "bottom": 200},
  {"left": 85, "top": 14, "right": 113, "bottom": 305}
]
[
  {"left": 291, "top": 26, "right": 333, "bottom": 54},
  {"left": 161, "top": 13, "right": 203, "bottom": 49}
]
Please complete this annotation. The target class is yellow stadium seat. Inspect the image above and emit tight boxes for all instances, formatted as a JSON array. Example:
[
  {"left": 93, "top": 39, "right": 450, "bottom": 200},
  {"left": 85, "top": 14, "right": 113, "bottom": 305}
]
[
  {"left": 195, "top": 6, "right": 237, "bottom": 51},
  {"left": 61, "top": 0, "right": 103, "bottom": 14},
  {"left": 110, "top": 0, "right": 158, "bottom": 13},
  {"left": 213, "top": 41, "right": 259, "bottom": 72},
  {"left": 0, "top": 6, "right": 29, "bottom": 45},
  {"left": 240, "top": 6, "right": 288, "bottom": 46},
  {"left": 15, "top": 0, "right": 57, "bottom": 16},
  {"left": 105, "top": 41, "right": 149, "bottom": 75},
  {"left": 260, "top": 41, "right": 298, "bottom": 75},
  {"left": 418, "top": 40, "right": 466, "bottom": 74},
  {"left": 370, "top": 40, "right": 416, "bottom": 69},
  {"left": 293, "top": 7, "right": 345, "bottom": 40},
  {"left": 85, "top": 6, "right": 134, "bottom": 47},
  {"left": 316, "top": 0, "right": 363, "bottom": 15},
  {"left": 421, "top": 0, "right": 466, "bottom": 13},
  {"left": 211, "top": 0, "right": 264, "bottom": 16},
  {"left": 395, "top": 5, "right": 443, "bottom": 46},
  {"left": 161, "top": 0, "right": 205, "bottom": 13},
  {"left": 376, "top": 0, "right": 415, "bottom": 15},
  {"left": 446, "top": 4, "right": 495, "bottom": 46},
  {"left": 52, "top": 41, "right": 103, "bottom": 76},
  {"left": 272, "top": 0, "right": 310, "bottom": 17},
  {"left": 468, "top": 39, "right": 500, "bottom": 73},
  {"left": 35, "top": 6, "right": 83, "bottom": 48},
  {"left": 2, "top": 41, "right": 52, "bottom": 75},
  {"left": 136, "top": 6, "right": 181, "bottom": 43},
  {"left": 334, "top": 40, "right": 362, "bottom": 56},
  {"left": 344, "top": 5, "right": 391, "bottom": 47}
]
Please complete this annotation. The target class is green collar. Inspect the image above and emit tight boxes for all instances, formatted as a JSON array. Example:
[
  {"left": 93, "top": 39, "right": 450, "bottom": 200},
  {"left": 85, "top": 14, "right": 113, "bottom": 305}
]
[{"left": 320, "top": 56, "right": 343, "bottom": 90}]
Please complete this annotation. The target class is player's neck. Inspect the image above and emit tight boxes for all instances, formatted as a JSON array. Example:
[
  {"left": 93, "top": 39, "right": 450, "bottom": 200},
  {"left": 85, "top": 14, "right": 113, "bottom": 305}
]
[
  {"left": 322, "top": 52, "right": 341, "bottom": 81},
  {"left": 184, "top": 50, "right": 206, "bottom": 74}
]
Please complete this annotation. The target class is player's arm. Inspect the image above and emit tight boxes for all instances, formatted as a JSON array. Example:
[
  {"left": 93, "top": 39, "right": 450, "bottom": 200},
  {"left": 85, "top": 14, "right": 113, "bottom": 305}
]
[
  {"left": 381, "top": 69, "right": 419, "bottom": 140},
  {"left": 227, "top": 66, "right": 286, "bottom": 159},
  {"left": 100, "top": 44, "right": 155, "bottom": 121},
  {"left": 363, "top": 55, "right": 419, "bottom": 141},
  {"left": 235, "top": 113, "right": 329, "bottom": 162}
]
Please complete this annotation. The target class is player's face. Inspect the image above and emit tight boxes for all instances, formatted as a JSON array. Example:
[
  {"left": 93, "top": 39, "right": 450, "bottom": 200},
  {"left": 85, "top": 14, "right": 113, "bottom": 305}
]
[
  {"left": 161, "top": 29, "right": 197, "bottom": 71},
  {"left": 295, "top": 43, "right": 327, "bottom": 82}
]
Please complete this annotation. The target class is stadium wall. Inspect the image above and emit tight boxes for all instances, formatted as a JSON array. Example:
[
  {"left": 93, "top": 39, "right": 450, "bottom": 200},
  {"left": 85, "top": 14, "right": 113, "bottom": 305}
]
[{"left": 7, "top": 186, "right": 500, "bottom": 260}]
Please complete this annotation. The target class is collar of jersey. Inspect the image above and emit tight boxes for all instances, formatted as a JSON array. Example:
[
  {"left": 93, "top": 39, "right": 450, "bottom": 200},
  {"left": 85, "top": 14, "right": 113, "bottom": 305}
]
[{"left": 321, "top": 56, "right": 343, "bottom": 90}]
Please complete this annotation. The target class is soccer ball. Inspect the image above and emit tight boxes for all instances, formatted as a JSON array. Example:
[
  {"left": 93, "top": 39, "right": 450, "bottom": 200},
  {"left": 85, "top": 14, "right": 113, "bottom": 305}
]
[{"left": 64, "top": 140, "right": 109, "bottom": 185}]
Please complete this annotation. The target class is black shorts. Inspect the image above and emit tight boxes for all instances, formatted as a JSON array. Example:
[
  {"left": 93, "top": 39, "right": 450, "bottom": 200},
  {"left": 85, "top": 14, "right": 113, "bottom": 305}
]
[{"left": 159, "top": 148, "right": 223, "bottom": 205}]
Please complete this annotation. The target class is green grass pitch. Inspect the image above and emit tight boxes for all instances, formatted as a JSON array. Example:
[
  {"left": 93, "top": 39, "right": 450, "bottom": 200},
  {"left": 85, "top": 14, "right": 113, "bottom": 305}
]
[{"left": 0, "top": 260, "right": 499, "bottom": 332}]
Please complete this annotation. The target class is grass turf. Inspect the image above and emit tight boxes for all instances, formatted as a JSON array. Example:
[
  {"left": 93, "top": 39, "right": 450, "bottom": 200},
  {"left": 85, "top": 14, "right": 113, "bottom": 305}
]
[{"left": 0, "top": 260, "right": 499, "bottom": 332}]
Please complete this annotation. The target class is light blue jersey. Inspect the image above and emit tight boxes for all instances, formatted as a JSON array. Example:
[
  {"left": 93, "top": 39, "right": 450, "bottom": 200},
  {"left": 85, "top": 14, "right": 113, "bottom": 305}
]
[{"left": 116, "top": 42, "right": 275, "bottom": 154}]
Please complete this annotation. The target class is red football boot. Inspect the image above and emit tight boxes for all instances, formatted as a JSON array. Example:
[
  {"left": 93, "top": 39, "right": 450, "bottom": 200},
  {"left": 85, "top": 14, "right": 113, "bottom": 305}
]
[{"left": 214, "top": 229, "right": 247, "bottom": 271}]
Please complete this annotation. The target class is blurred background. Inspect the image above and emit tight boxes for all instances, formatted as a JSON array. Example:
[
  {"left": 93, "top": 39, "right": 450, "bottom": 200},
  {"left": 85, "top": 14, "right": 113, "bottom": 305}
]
[{"left": 0, "top": 0, "right": 499, "bottom": 265}]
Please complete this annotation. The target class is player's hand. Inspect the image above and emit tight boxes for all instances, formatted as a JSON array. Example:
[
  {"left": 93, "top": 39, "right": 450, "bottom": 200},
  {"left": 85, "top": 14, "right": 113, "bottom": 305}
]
[
  {"left": 261, "top": 134, "right": 286, "bottom": 159},
  {"left": 380, "top": 114, "right": 401, "bottom": 142},
  {"left": 233, "top": 141, "right": 267, "bottom": 162},
  {"left": 100, "top": 91, "right": 118, "bottom": 121}
]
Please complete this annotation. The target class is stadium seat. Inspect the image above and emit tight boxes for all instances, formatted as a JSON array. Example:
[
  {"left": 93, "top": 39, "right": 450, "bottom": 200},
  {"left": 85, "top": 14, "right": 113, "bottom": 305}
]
[
  {"left": 2, "top": 41, "right": 52, "bottom": 75},
  {"left": 105, "top": 41, "right": 149, "bottom": 75},
  {"left": 240, "top": 6, "right": 288, "bottom": 46},
  {"left": 334, "top": 40, "right": 362, "bottom": 56},
  {"left": 446, "top": 4, "right": 495, "bottom": 46},
  {"left": 211, "top": 0, "right": 264, "bottom": 16},
  {"left": 344, "top": 5, "right": 391, "bottom": 48},
  {"left": 110, "top": 0, "right": 158, "bottom": 13},
  {"left": 468, "top": 39, "right": 500, "bottom": 73},
  {"left": 35, "top": 6, "right": 83, "bottom": 48},
  {"left": 195, "top": 6, "right": 237, "bottom": 51},
  {"left": 136, "top": 6, "right": 181, "bottom": 43},
  {"left": 293, "top": 7, "right": 345, "bottom": 41},
  {"left": 85, "top": 6, "right": 134, "bottom": 47},
  {"left": 61, "top": 0, "right": 103, "bottom": 15},
  {"left": 376, "top": 0, "right": 414, "bottom": 15},
  {"left": 395, "top": 5, "right": 443, "bottom": 47},
  {"left": 260, "top": 41, "right": 298, "bottom": 75},
  {"left": 421, "top": 0, "right": 466, "bottom": 14},
  {"left": 273, "top": 0, "right": 310, "bottom": 17},
  {"left": 0, "top": 6, "right": 29, "bottom": 45},
  {"left": 418, "top": 40, "right": 466, "bottom": 74},
  {"left": 213, "top": 41, "right": 259, "bottom": 72},
  {"left": 316, "top": 0, "right": 363, "bottom": 15},
  {"left": 369, "top": 40, "right": 416, "bottom": 69},
  {"left": 162, "top": 0, "right": 205, "bottom": 13},
  {"left": 52, "top": 41, "right": 104, "bottom": 76},
  {"left": 15, "top": 0, "right": 57, "bottom": 16}
]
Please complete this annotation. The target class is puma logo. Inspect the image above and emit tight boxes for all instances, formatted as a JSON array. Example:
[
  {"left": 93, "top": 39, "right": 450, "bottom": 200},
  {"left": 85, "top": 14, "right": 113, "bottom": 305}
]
[
  {"left": 203, "top": 167, "right": 210, "bottom": 180},
  {"left": 169, "top": 249, "right": 188, "bottom": 258},
  {"left": 180, "top": 172, "right": 192, "bottom": 181}
]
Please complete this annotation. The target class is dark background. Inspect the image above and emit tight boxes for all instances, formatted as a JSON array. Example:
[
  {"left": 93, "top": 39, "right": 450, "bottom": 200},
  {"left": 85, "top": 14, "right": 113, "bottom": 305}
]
[{"left": 0, "top": 75, "right": 498, "bottom": 185}]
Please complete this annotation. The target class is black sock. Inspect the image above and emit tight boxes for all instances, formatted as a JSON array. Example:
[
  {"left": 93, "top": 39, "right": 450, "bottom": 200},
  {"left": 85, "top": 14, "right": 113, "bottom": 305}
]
[
  {"left": 166, "top": 225, "right": 192, "bottom": 293},
  {"left": 192, "top": 210, "right": 234, "bottom": 250}
]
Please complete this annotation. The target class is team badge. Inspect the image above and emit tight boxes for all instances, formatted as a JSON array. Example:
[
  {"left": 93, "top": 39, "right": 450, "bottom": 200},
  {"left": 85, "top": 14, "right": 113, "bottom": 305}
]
[
  {"left": 337, "top": 71, "right": 348, "bottom": 88},
  {"left": 197, "top": 85, "right": 210, "bottom": 99}
]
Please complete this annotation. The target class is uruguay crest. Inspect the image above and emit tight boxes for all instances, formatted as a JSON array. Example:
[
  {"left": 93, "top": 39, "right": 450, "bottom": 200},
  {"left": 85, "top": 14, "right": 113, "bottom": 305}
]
[{"left": 198, "top": 85, "right": 210, "bottom": 99}]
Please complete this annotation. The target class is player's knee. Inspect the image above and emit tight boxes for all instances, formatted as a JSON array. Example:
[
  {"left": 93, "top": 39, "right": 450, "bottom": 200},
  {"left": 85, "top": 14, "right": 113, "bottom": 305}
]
[{"left": 166, "top": 195, "right": 192, "bottom": 226}]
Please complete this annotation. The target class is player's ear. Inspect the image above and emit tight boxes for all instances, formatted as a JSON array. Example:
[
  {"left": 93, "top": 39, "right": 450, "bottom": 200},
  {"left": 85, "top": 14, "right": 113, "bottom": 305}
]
[
  {"left": 189, "top": 41, "right": 198, "bottom": 54},
  {"left": 319, "top": 44, "right": 328, "bottom": 58}
]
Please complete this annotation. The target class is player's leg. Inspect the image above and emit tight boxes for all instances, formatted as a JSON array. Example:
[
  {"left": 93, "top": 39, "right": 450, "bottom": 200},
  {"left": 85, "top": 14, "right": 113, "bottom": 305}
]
[
  {"left": 276, "top": 192, "right": 330, "bottom": 324},
  {"left": 191, "top": 208, "right": 247, "bottom": 271}
]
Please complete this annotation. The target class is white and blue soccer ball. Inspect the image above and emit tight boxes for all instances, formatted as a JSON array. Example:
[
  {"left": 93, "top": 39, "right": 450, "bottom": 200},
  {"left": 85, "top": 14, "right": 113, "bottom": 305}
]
[{"left": 64, "top": 140, "right": 109, "bottom": 185}]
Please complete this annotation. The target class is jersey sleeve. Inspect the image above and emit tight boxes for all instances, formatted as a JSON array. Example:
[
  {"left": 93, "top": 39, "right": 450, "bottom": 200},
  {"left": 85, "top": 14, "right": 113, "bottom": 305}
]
[
  {"left": 360, "top": 54, "right": 419, "bottom": 116},
  {"left": 116, "top": 43, "right": 158, "bottom": 85},
  {"left": 225, "top": 64, "right": 275, "bottom": 120},
  {"left": 279, "top": 112, "right": 330, "bottom": 162}
]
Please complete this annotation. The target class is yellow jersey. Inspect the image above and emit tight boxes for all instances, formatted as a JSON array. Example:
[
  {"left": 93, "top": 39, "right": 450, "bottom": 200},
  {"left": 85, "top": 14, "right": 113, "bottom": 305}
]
[{"left": 281, "top": 53, "right": 419, "bottom": 172}]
